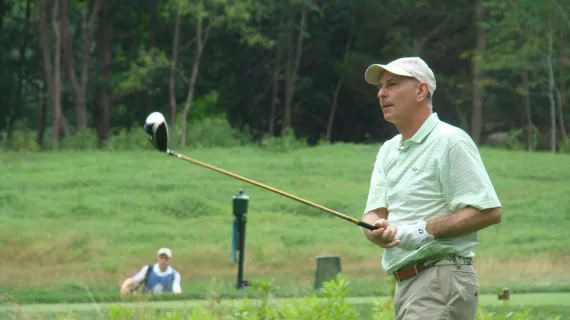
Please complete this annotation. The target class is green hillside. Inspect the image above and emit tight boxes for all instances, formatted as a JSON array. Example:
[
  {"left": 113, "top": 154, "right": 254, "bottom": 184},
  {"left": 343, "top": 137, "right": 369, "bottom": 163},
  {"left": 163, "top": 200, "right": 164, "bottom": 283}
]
[{"left": 1, "top": 144, "right": 570, "bottom": 303}]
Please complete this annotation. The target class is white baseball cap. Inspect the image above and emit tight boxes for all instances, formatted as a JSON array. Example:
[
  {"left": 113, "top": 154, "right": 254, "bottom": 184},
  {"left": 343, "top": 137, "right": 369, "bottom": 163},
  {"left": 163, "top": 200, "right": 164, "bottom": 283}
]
[
  {"left": 157, "top": 248, "right": 172, "bottom": 258},
  {"left": 364, "top": 57, "right": 437, "bottom": 97}
]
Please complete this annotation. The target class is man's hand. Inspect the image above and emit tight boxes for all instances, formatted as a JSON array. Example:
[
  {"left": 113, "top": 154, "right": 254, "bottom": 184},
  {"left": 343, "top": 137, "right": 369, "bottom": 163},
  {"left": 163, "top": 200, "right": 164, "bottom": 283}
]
[
  {"left": 120, "top": 277, "right": 135, "bottom": 296},
  {"left": 120, "top": 286, "right": 132, "bottom": 296},
  {"left": 365, "top": 219, "right": 401, "bottom": 248},
  {"left": 395, "top": 220, "right": 435, "bottom": 250}
]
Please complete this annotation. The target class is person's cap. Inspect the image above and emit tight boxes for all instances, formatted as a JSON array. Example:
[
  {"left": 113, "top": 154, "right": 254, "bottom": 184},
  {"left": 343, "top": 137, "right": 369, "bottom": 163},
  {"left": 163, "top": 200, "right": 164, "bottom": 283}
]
[
  {"left": 364, "top": 57, "right": 436, "bottom": 97},
  {"left": 157, "top": 248, "right": 172, "bottom": 258}
]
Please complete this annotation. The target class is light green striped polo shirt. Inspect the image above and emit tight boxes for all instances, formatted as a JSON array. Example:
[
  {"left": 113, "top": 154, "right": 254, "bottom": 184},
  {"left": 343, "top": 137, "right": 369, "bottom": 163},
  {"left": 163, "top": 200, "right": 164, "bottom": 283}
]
[{"left": 364, "top": 112, "right": 501, "bottom": 275}]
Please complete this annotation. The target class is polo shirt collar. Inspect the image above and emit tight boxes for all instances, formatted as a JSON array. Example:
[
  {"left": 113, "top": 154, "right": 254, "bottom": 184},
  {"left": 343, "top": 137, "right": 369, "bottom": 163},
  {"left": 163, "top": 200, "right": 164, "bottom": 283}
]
[{"left": 399, "top": 112, "right": 440, "bottom": 150}]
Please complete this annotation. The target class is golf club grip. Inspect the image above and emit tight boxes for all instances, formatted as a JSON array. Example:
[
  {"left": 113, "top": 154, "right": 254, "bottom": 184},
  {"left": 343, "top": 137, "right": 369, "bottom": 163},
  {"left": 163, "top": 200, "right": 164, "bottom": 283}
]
[
  {"left": 168, "top": 149, "right": 373, "bottom": 229},
  {"left": 357, "top": 220, "right": 377, "bottom": 230}
]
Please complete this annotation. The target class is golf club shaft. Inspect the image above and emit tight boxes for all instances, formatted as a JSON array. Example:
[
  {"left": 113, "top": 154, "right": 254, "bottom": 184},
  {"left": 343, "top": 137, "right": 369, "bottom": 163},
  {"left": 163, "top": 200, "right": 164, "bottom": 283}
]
[{"left": 166, "top": 149, "right": 376, "bottom": 230}]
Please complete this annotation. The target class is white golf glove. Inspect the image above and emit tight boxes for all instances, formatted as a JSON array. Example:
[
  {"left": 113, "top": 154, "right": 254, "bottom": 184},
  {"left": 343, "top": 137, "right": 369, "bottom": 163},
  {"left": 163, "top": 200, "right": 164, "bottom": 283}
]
[{"left": 395, "top": 220, "right": 435, "bottom": 251}]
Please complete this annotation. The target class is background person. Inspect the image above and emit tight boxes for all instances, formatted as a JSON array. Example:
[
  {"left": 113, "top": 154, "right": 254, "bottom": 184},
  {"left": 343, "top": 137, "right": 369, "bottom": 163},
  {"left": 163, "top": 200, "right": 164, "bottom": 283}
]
[{"left": 120, "top": 247, "right": 182, "bottom": 295}]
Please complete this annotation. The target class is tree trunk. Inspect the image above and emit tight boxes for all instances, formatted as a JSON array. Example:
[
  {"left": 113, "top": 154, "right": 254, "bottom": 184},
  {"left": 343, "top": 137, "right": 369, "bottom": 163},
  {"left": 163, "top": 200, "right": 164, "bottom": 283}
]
[
  {"left": 558, "top": 30, "right": 567, "bottom": 142},
  {"left": 52, "top": 0, "right": 63, "bottom": 150},
  {"left": 179, "top": 55, "right": 201, "bottom": 147},
  {"left": 169, "top": 11, "right": 181, "bottom": 133},
  {"left": 547, "top": 15, "right": 556, "bottom": 153},
  {"left": 80, "top": 0, "right": 101, "bottom": 129},
  {"left": 96, "top": 0, "right": 112, "bottom": 145},
  {"left": 470, "top": 0, "right": 485, "bottom": 145},
  {"left": 61, "top": 0, "right": 100, "bottom": 131},
  {"left": 12, "top": 0, "right": 31, "bottom": 143},
  {"left": 0, "top": 0, "right": 3, "bottom": 41},
  {"left": 555, "top": 86, "right": 567, "bottom": 144},
  {"left": 179, "top": 8, "right": 211, "bottom": 148},
  {"left": 7, "top": 111, "right": 16, "bottom": 145},
  {"left": 283, "top": 6, "right": 293, "bottom": 135},
  {"left": 282, "top": 2, "right": 308, "bottom": 136},
  {"left": 412, "top": 16, "right": 450, "bottom": 56},
  {"left": 325, "top": 80, "right": 343, "bottom": 143},
  {"left": 268, "top": 7, "right": 285, "bottom": 136},
  {"left": 61, "top": 114, "right": 71, "bottom": 137},
  {"left": 146, "top": 0, "right": 158, "bottom": 117},
  {"left": 146, "top": 87, "right": 154, "bottom": 116},
  {"left": 268, "top": 46, "right": 282, "bottom": 136},
  {"left": 325, "top": 26, "right": 352, "bottom": 143},
  {"left": 38, "top": 0, "right": 63, "bottom": 150},
  {"left": 38, "top": 80, "right": 48, "bottom": 147},
  {"left": 0, "top": 1, "right": 4, "bottom": 124},
  {"left": 522, "top": 72, "right": 533, "bottom": 151},
  {"left": 60, "top": 0, "right": 80, "bottom": 130},
  {"left": 38, "top": 0, "right": 54, "bottom": 144}
]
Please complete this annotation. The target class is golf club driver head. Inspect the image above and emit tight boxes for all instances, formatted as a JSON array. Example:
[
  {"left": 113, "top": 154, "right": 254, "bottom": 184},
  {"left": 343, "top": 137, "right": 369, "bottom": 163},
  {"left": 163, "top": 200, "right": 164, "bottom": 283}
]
[{"left": 144, "top": 112, "right": 169, "bottom": 152}]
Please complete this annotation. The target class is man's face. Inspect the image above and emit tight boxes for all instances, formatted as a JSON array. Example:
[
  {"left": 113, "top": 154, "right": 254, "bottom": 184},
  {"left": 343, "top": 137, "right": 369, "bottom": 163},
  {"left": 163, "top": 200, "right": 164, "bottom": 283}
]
[
  {"left": 157, "top": 254, "right": 171, "bottom": 270},
  {"left": 376, "top": 72, "right": 421, "bottom": 124}
]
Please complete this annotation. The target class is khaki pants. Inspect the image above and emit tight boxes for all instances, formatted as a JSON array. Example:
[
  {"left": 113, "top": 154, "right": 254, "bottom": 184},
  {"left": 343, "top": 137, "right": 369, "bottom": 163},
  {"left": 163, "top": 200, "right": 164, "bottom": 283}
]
[{"left": 393, "top": 264, "right": 479, "bottom": 320}]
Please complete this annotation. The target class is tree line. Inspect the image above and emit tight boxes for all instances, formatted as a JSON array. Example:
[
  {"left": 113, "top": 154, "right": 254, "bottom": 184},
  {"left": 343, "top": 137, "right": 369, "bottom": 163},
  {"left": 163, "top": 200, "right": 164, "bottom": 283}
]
[{"left": 1, "top": 0, "right": 569, "bottom": 152}]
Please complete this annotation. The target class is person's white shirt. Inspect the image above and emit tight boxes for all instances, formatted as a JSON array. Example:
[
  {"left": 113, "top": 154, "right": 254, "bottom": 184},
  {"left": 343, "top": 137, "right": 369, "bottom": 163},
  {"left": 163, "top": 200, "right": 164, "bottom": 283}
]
[{"left": 131, "top": 263, "right": 182, "bottom": 293}]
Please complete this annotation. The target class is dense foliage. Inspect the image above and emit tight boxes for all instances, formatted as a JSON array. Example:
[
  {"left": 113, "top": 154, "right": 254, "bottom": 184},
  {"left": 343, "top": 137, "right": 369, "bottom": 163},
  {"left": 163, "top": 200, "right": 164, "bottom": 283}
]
[{"left": 1, "top": 0, "right": 569, "bottom": 151}]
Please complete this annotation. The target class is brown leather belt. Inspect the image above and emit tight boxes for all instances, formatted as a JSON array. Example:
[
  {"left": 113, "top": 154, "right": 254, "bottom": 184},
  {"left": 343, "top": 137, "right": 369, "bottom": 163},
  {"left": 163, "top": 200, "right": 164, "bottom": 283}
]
[{"left": 393, "top": 255, "right": 473, "bottom": 281}]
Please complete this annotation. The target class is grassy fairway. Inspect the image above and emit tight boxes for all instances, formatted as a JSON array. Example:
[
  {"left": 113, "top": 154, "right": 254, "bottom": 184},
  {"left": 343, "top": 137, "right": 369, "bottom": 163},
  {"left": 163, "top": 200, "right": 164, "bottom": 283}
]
[{"left": 1, "top": 144, "right": 570, "bottom": 303}]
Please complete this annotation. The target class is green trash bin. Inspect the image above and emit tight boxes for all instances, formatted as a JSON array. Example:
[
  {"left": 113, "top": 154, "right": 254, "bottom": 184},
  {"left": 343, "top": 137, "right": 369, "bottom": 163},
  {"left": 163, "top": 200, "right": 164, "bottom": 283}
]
[{"left": 314, "top": 255, "right": 342, "bottom": 289}]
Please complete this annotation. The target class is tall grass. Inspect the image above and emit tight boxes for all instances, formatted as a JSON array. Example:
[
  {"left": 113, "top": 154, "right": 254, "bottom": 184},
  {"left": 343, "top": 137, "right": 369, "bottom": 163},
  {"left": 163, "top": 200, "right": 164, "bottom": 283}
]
[{"left": 2, "top": 276, "right": 566, "bottom": 319}]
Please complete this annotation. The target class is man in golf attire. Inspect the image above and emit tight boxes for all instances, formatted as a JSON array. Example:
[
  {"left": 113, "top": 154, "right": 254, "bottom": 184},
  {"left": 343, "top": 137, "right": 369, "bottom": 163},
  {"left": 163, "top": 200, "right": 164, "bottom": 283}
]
[
  {"left": 361, "top": 57, "right": 502, "bottom": 320},
  {"left": 120, "top": 248, "right": 182, "bottom": 295}
]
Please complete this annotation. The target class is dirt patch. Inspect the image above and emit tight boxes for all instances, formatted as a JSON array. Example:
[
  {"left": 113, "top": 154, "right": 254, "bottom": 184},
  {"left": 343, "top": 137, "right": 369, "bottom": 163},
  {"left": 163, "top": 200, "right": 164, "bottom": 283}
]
[
  {"left": 474, "top": 255, "right": 570, "bottom": 286},
  {"left": 2, "top": 252, "right": 569, "bottom": 289},
  {"left": 4, "top": 232, "right": 107, "bottom": 267}
]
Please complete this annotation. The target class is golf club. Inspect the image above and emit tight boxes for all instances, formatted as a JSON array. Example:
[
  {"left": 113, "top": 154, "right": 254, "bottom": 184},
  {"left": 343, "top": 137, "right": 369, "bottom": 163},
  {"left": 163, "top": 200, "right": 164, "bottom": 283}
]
[{"left": 144, "top": 112, "right": 377, "bottom": 231}]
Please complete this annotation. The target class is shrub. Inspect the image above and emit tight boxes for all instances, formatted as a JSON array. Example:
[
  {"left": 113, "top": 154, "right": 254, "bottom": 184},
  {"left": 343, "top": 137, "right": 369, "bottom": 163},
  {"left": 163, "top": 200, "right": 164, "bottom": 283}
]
[
  {"left": 4, "top": 130, "right": 40, "bottom": 151},
  {"left": 505, "top": 129, "right": 525, "bottom": 151},
  {"left": 37, "top": 274, "right": 562, "bottom": 320},
  {"left": 559, "top": 138, "right": 570, "bottom": 154},
  {"left": 259, "top": 130, "right": 309, "bottom": 153},
  {"left": 183, "top": 116, "right": 252, "bottom": 149},
  {"left": 105, "top": 127, "right": 156, "bottom": 151},
  {"left": 60, "top": 128, "right": 99, "bottom": 151}
]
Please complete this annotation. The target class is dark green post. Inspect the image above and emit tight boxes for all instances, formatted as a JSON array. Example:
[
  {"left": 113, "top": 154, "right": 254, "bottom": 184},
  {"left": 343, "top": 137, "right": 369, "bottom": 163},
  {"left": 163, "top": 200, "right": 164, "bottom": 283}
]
[
  {"left": 314, "top": 256, "right": 342, "bottom": 290},
  {"left": 233, "top": 189, "right": 250, "bottom": 289}
]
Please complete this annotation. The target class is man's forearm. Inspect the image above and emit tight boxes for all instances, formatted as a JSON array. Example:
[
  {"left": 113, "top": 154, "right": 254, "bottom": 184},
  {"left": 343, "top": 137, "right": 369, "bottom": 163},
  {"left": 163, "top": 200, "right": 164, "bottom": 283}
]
[
  {"left": 426, "top": 206, "right": 501, "bottom": 239},
  {"left": 121, "top": 278, "right": 134, "bottom": 290},
  {"left": 362, "top": 208, "right": 388, "bottom": 224}
]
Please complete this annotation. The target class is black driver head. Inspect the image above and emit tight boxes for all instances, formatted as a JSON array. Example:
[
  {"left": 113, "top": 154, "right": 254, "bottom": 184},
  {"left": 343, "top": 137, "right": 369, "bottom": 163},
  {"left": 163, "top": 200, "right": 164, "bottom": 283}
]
[{"left": 144, "top": 112, "right": 169, "bottom": 152}]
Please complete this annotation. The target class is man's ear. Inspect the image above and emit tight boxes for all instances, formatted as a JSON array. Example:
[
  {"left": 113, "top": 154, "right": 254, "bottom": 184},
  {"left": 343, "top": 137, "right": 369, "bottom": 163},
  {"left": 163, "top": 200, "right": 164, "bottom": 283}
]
[{"left": 416, "top": 82, "right": 429, "bottom": 102}]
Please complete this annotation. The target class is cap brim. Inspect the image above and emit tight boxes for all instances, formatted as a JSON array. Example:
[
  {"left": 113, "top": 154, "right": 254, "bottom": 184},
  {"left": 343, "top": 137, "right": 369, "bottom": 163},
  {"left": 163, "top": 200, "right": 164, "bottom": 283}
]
[
  {"left": 364, "top": 64, "right": 415, "bottom": 85},
  {"left": 157, "top": 250, "right": 172, "bottom": 258}
]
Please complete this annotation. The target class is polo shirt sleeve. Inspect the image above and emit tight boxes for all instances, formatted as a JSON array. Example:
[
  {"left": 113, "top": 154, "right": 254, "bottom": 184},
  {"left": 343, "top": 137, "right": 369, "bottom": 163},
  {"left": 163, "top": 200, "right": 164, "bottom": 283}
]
[
  {"left": 364, "top": 146, "right": 388, "bottom": 214},
  {"left": 172, "top": 271, "right": 182, "bottom": 293},
  {"left": 440, "top": 140, "right": 501, "bottom": 212},
  {"left": 130, "top": 265, "right": 150, "bottom": 284}
]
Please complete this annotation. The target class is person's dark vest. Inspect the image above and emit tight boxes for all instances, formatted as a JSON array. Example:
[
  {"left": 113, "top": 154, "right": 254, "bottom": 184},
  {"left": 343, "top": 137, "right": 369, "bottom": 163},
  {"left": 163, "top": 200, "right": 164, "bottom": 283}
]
[{"left": 145, "top": 265, "right": 176, "bottom": 293}]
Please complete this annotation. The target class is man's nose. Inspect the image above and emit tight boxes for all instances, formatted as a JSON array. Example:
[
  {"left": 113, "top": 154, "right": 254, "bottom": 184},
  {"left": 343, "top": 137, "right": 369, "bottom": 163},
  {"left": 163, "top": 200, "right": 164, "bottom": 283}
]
[{"left": 377, "top": 87, "right": 385, "bottom": 99}]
